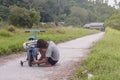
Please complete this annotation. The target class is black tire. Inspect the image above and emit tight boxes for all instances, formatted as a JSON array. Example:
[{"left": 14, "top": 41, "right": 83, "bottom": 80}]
[
  {"left": 28, "top": 51, "right": 34, "bottom": 67},
  {"left": 20, "top": 61, "right": 23, "bottom": 66}
]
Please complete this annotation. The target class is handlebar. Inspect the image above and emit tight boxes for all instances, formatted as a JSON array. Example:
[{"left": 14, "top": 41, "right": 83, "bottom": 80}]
[
  {"left": 25, "top": 30, "right": 45, "bottom": 33},
  {"left": 25, "top": 30, "right": 45, "bottom": 40}
]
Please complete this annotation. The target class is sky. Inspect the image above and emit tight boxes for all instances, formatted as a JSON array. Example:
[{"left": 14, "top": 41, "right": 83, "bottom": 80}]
[{"left": 108, "top": 0, "right": 120, "bottom": 6}]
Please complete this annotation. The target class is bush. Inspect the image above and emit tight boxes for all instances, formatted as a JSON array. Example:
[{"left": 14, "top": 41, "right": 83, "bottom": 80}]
[
  {"left": 8, "top": 5, "right": 40, "bottom": 28},
  {"left": 7, "top": 25, "right": 16, "bottom": 32}
]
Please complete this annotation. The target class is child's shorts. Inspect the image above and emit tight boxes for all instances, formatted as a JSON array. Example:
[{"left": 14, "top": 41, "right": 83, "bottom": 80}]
[{"left": 48, "top": 57, "right": 58, "bottom": 65}]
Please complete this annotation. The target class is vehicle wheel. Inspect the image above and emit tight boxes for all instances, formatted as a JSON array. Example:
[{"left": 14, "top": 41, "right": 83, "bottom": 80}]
[
  {"left": 20, "top": 61, "right": 23, "bottom": 66},
  {"left": 28, "top": 52, "right": 33, "bottom": 67}
]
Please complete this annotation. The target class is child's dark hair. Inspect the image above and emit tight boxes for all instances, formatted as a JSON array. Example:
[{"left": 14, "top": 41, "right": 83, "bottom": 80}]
[{"left": 37, "top": 39, "right": 48, "bottom": 48}]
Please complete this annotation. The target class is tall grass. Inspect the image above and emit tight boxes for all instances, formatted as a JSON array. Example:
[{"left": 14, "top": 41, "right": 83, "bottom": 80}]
[
  {"left": 73, "top": 28, "right": 120, "bottom": 80},
  {"left": 0, "top": 29, "right": 28, "bottom": 55},
  {"left": 0, "top": 27, "right": 97, "bottom": 55},
  {"left": 0, "top": 30, "right": 13, "bottom": 37}
]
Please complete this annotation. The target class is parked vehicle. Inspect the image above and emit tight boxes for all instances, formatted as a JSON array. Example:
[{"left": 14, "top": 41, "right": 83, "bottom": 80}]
[{"left": 84, "top": 22, "right": 105, "bottom": 31}]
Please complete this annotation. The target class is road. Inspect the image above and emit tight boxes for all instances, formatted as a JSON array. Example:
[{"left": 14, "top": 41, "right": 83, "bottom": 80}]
[{"left": 0, "top": 32, "right": 104, "bottom": 80}]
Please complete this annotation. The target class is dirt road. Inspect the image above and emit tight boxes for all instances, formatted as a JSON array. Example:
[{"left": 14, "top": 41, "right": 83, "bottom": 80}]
[{"left": 0, "top": 32, "right": 104, "bottom": 80}]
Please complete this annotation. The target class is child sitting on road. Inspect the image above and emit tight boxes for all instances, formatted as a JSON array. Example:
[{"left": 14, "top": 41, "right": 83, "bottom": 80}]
[{"left": 23, "top": 39, "right": 60, "bottom": 66}]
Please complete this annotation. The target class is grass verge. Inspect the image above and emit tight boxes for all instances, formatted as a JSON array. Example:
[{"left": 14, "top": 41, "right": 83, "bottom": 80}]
[
  {"left": 73, "top": 27, "right": 120, "bottom": 80},
  {"left": 0, "top": 27, "right": 97, "bottom": 55}
]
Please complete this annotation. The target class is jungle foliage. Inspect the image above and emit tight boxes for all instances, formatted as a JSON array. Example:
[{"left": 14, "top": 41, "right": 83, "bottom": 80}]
[
  {"left": 105, "top": 11, "right": 120, "bottom": 30},
  {"left": 0, "top": 0, "right": 118, "bottom": 27}
]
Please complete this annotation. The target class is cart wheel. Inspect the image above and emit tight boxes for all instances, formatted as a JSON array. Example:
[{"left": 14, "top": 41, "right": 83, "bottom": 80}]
[
  {"left": 28, "top": 52, "right": 33, "bottom": 67},
  {"left": 20, "top": 61, "right": 23, "bottom": 66}
]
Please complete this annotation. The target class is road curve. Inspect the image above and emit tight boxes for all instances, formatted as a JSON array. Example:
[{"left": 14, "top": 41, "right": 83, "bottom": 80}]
[{"left": 0, "top": 32, "right": 104, "bottom": 80}]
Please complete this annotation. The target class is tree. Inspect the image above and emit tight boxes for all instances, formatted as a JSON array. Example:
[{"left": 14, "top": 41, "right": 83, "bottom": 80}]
[
  {"left": 0, "top": 5, "right": 9, "bottom": 21},
  {"left": 0, "top": 0, "right": 30, "bottom": 21},
  {"left": 8, "top": 5, "right": 40, "bottom": 28},
  {"left": 105, "top": 11, "right": 120, "bottom": 30},
  {"left": 0, "top": 0, "right": 118, "bottom": 26},
  {"left": 65, "top": 16, "right": 82, "bottom": 26},
  {"left": 105, "top": 0, "right": 108, "bottom": 4},
  {"left": 65, "top": 6, "right": 88, "bottom": 25},
  {"left": 87, "top": 11, "right": 97, "bottom": 22},
  {"left": 0, "top": 17, "right": 2, "bottom": 22},
  {"left": 114, "top": 0, "right": 118, "bottom": 5},
  {"left": 118, "top": 2, "right": 120, "bottom": 9}
]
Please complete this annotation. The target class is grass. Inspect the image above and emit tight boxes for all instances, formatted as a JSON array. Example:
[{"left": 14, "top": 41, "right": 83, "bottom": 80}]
[
  {"left": 0, "top": 27, "right": 97, "bottom": 55},
  {"left": 73, "top": 27, "right": 120, "bottom": 80}
]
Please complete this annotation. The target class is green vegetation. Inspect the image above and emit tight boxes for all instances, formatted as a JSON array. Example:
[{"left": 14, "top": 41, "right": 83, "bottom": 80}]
[
  {"left": 73, "top": 28, "right": 120, "bottom": 80},
  {"left": 8, "top": 5, "right": 40, "bottom": 28},
  {"left": 0, "top": 27, "right": 97, "bottom": 55},
  {"left": 7, "top": 25, "right": 16, "bottom": 32},
  {"left": 0, "top": 29, "right": 12, "bottom": 37},
  {"left": 0, "top": 0, "right": 118, "bottom": 27},
  {"left": 105, "top": 11, "right": 120, "bottom": 30}
]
